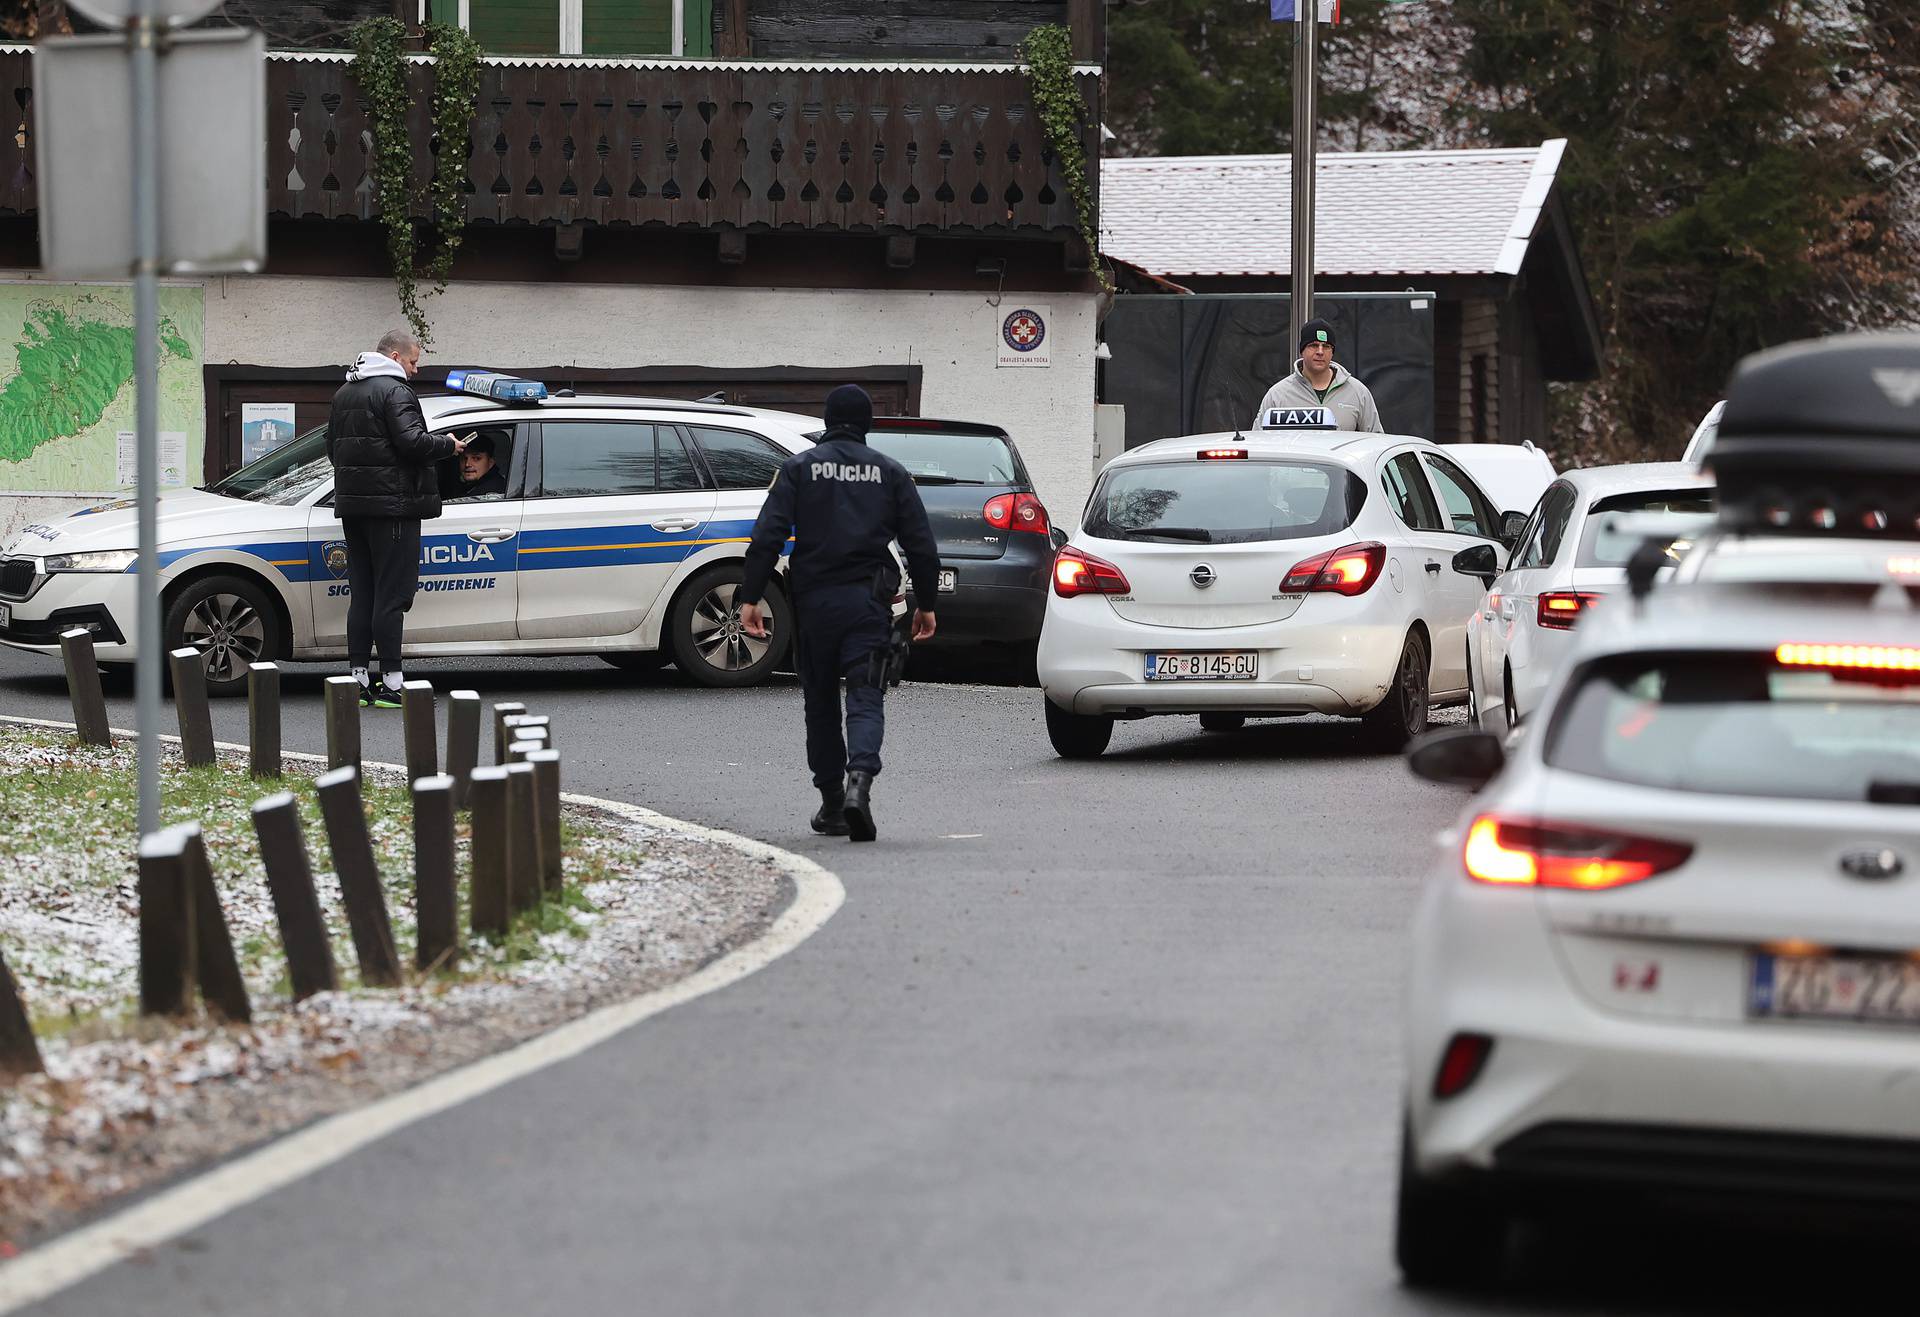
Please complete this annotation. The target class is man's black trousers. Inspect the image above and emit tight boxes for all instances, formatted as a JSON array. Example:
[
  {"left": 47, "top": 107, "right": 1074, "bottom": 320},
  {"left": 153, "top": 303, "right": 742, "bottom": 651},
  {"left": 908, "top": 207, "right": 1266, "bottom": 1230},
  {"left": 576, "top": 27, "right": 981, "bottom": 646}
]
[
  {"left": 791, "top": 584, "right": 891, "bottom": 790},
  {"left": 342, "top": 516, "right": 421, "bottom": 674}
]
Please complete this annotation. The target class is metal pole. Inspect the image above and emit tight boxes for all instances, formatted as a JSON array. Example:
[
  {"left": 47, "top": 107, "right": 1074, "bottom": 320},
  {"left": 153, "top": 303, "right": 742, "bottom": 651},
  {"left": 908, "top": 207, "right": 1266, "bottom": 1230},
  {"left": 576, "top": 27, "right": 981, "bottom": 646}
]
[
  {"left": 1289, "top": 0, "right": 1319, "bottom": 353},
  {"left": 130, "top": 2, "right": 163, "bottom": 837}
]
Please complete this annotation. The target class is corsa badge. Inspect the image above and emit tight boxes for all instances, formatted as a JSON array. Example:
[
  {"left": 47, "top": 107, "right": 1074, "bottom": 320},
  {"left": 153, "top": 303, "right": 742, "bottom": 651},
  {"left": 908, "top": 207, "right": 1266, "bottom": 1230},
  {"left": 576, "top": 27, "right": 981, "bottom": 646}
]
[{"left": 323, "top": 541, "right": 350, "bottom": 580}]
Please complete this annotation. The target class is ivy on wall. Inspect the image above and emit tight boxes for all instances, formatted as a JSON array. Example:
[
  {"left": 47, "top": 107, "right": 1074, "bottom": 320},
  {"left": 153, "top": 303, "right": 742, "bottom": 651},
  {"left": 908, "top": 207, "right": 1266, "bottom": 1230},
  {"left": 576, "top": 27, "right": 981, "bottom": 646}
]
[
  {"left": 349, "top": 18, "right": 484, "bottom": 346},
  {"left": 1018, "top": 23, "right": 1110, "bottom": 296}
]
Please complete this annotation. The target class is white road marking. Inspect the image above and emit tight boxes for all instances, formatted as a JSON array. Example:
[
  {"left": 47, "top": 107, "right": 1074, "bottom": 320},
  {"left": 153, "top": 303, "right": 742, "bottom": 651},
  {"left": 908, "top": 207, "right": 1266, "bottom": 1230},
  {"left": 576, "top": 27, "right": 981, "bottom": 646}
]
[
  {"left": 0, "top": 716, "right": 846, "bottom": 1313},
  {"left": 940, "top": 834, "right": 984, "bottom": 839}
]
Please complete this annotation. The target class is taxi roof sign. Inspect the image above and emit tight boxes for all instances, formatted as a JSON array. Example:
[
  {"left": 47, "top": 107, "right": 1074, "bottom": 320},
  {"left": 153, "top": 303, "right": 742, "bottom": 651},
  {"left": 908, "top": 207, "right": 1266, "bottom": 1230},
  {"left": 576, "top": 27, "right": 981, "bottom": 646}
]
[
  {"left": 1257, "top": 406, "right": 1338, "bottom": 431},
  {"left": 443, "top": 369, "right": 548, "bottom": 403}
]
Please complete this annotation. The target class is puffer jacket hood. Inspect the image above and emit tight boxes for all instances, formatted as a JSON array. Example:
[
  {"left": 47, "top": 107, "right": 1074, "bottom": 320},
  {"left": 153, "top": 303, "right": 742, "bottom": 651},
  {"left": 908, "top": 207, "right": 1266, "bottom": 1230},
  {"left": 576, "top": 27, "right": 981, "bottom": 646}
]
[
  {"left": 326, "top": 374, "right": 456, "bottom": 520},
  {"left": 346, "top": 351, "right": 409, "bottom": 383}
]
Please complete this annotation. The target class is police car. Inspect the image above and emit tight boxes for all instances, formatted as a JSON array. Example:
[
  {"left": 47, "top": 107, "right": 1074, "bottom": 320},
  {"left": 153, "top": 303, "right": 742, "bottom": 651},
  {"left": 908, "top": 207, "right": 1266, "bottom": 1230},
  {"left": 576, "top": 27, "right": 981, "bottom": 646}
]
[
  {"left": 1397, "top": 333, "right": 1920, "bottom": 1287},
  {"left": 0, "top": 374, "right": 820, "bottom": 695},
  {"left": 1035, "top": 408, "right": 1553, "bottom": 757}
]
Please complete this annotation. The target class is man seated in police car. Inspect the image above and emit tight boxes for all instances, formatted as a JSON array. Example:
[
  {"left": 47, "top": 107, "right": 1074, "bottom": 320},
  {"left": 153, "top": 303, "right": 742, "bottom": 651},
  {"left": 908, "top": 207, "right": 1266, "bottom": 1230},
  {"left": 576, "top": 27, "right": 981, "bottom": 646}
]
[
  {"left": 735, "top": 384, "right": 940, "bottom": 843},
  {"left": 1254, "top": 317, "right": 1384, "bottom": 433},
  {"left": 448, "top": 431, "right": 508, "bottom": 499}
]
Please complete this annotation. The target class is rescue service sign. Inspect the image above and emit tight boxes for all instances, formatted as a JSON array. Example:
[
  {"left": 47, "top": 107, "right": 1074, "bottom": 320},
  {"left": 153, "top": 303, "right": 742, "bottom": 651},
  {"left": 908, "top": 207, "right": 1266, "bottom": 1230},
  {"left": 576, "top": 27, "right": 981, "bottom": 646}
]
[{"left": 997, "top": 304, "right": 1051, "bottom": 369}]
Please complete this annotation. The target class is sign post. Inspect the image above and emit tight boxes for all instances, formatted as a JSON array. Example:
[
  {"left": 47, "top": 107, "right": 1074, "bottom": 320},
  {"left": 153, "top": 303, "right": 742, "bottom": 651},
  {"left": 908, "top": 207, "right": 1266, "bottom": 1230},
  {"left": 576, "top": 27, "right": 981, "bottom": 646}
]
[
  {"left": 35, "top": 10, "right": 265, "bottom": 836},
  {"left": 1290, "top": 0, "right": 1321, "bottom": 353}
]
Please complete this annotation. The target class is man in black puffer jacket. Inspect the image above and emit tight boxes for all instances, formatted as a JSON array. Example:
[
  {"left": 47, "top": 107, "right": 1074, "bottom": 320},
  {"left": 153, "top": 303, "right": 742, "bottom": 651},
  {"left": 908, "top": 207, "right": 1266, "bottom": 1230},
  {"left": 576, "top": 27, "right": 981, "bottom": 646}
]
[{"left": 327, "top": 329, "right": 467, "bottom": 707}]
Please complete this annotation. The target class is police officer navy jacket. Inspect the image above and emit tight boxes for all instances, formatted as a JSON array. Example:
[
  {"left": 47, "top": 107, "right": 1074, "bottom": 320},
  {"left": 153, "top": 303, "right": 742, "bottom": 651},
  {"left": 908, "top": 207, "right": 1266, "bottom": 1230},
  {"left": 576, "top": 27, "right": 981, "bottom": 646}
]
[{"left": 737, "top": 424, "right": 942, "bottom": 608}]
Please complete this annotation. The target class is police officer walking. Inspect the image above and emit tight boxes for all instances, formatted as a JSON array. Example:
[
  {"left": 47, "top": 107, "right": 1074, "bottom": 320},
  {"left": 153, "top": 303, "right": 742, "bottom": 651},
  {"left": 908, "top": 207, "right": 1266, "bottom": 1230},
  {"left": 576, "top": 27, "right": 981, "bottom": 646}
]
[{"left": 737, "top": 385, "right": 940, "bottom": 842}]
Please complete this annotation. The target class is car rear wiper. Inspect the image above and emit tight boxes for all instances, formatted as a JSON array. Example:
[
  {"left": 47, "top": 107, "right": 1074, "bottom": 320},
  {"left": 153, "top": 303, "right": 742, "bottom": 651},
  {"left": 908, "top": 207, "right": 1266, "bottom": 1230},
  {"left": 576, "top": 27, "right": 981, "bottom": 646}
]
[
  {"left": 1129, "top": 526, "right": 1213, "bottom": 543},
  {"left": 911, "top": 475, "right": 985, "bottom": 485},
  {"left": 1868, "top": 781, "right": 1920, "bottom": 805}
]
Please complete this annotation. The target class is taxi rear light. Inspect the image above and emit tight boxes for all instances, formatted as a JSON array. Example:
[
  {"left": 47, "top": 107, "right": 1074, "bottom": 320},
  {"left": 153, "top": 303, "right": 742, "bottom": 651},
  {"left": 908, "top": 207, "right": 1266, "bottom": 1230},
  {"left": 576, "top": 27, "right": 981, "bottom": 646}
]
[
  {"left": 1462, "top": 815, "right": 1692, "bottom": 890},
  {"left": 1775, "top": 642, "right": 1920, "bottom": 672},
  {"left": 1280, "top": 542, "right": 1385, "bottom": 596},
  {"left": 1198, "top": 448, "right": 1249, "bottom": 460},
  {"left": 1053, "top": 545, "right": 1130, "bottom": 597},
  {"left": 984, "top": 492, "right": 1052, "bottom": 535},
  {"left": 1432, "top": 1032, "right": 1494, "bottom": 1100},
  {"left": 1536, "top": 591, "right": 1601, "bottom": 630}
]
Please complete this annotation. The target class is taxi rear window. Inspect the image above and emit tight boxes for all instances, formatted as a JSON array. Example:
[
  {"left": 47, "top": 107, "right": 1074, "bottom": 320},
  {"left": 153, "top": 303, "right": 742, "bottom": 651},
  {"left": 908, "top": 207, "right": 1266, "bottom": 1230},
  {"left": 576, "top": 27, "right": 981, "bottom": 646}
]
[
  {"left": 1546, "top": 650, "right": 1920, "bottom": 803},
  {"left": 1084, "top": 459, "right": 1365, "bottom": 545}
]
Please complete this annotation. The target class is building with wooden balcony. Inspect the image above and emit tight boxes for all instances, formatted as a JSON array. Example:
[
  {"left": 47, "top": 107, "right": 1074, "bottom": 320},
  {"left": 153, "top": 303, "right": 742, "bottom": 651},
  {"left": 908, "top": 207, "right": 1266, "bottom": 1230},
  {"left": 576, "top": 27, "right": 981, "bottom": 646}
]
[{"left": 0, "top": 0, "right": 1106, "bottom": 539}]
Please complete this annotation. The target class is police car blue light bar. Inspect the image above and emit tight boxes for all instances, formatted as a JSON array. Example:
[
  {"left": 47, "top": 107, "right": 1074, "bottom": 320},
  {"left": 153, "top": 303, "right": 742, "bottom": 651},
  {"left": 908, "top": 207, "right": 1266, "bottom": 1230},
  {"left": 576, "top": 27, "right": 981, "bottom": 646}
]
[
  {"left": 444, "top": 369, "right": 549, "bottom": 402},
  {"left": 1257, "top": 406, "right": 1338, "bottom": 430}
]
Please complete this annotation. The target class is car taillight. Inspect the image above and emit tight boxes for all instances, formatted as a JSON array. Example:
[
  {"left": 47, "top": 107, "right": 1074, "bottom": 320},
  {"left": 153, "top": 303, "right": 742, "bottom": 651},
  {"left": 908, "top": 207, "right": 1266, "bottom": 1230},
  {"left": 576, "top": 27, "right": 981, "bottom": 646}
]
[
  {"left": 1775, "top": 642, "right": 1920, "bottom": 673},
  {"left": 1536, "top": 591, "right": 1601, "bottom": 630},
  {"left": 1462, "top": 815, "right": 1692, "bottom": 890},
  {"left": 1280, "top": 542, "right": 1386, "bottom": 596},
  {"left": 1052, "top": 545, "right": 1130, "bottom": 597},
  {"left": 985, "top": 492, "right": 1052, "bottom": 535},
  {"left": 1432, "top": 1032, "right": 1494, "bottom": 1100}
]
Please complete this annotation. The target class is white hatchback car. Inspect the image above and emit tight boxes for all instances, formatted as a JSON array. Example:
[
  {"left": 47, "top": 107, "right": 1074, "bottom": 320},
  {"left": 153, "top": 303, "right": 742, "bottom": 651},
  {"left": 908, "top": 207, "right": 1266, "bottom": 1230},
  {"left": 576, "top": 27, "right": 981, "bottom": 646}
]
[
  {"left": 0, "top": 388, "right": 819, "bottom": 694},
  {"left": 1400, "top": 583, "right": 1920, "bottom": 1287},
  {"left": 1465, "top": 463, "right": 1713, "bottom": 733},
  {"left": 1036, "top": 424, "right": 1551, "bottom": 757}
]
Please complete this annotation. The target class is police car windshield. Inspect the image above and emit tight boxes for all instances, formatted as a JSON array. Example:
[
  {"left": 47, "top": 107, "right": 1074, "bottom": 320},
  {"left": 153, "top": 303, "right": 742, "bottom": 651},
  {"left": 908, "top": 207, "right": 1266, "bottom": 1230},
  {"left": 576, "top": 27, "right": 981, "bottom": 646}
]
[
  {"left": 1084, "top": 459, "right": 1365, "bottom": 545},
  {"left": 1547, "top": 651, "right": 1920, "bottom": 804},
  {"left": 209, "top": 425, "right": 331, "bottom": 506},
  {"left": 864, "top": 429, "right": 1021, "bottom": 486}
]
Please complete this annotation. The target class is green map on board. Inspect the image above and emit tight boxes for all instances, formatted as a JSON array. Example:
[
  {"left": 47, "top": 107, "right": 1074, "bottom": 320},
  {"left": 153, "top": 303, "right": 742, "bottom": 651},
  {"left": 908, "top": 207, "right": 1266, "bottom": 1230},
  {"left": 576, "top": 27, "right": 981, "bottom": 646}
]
[{"left": 0, "top": 286, "right": 205, "bottom": 493}]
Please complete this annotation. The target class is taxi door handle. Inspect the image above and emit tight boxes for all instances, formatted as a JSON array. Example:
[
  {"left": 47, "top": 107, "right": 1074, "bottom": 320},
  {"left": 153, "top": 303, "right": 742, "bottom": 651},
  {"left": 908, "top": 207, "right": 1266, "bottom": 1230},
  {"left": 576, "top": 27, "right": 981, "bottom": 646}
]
[
  {"left": 1424, "top": 560, "right": 1441, "bottom": 575},
  {"left": 651, "top": 518, "right": 700, "bottom": 533},
  {"left": 467, "top": 528, "right": 517, "bottom": 543}
]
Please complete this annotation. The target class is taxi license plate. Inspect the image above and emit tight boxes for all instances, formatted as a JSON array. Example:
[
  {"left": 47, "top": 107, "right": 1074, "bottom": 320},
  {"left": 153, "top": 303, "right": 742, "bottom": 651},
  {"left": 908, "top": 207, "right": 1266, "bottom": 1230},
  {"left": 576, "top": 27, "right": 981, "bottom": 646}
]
[
  {"left": 1145, "top": 652, "right": 1257, "bottom": 681},
  {"left": 938, "top": 569, "right": 956, "bottom": 593},
  {"left": 1750, "top": 952, "right": 1920, "bottom": 1025}
]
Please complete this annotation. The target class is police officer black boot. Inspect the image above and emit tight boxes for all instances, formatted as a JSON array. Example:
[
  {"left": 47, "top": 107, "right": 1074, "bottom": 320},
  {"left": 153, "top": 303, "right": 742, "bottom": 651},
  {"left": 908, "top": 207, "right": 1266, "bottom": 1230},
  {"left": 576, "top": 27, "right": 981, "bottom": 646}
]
[
  {"left": 810, "top": 784, "right": 851, "bottom": 836},
  {"left": 842, "top": 769, "right": 877, "bottom": 842}
]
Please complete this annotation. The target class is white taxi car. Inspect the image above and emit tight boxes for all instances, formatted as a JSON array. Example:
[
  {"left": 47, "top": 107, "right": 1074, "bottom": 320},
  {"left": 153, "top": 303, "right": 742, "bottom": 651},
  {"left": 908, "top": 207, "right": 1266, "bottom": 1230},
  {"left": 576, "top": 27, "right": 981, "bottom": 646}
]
[
  {"left": 1464, "top": 463, "right": 1713, "bottom": 733},
  {"left": 1399, "top": 584, "right": 1920, "bottom": 1287},
  {"left": 0, "top": 381, "right": 818, "bottom": 694},
  {"left": 1036, "top": 414, "right": 1551, "bottom": 757}
]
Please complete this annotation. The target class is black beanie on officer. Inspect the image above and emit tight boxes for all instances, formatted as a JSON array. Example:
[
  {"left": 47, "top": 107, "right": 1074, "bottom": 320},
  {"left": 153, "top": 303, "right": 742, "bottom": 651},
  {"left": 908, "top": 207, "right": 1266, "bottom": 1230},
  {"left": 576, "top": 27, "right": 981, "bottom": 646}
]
[{"left": 823, "top": 384, "right": 874, "bottom": 438}]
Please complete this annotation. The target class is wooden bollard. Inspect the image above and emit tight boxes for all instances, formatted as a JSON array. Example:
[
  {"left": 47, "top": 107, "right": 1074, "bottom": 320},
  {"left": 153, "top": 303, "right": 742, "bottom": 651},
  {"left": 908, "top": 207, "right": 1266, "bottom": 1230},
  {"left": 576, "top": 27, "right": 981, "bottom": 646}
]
[
  {"left": 412, "top": 774, "right": 459, "bottom": 972},
  {"left": 527, "top": 748, "right": 563, "bottom": 895},
  {"left": 506, "top": 737, "right": 544, "bottom": 763},
  {"left": 468, "top": 767, "right": 511, "bottom": 938},
  {"left": 248, "top": 661, "right": 282, "bottom": 779},
  {"left": 315, "top": 766, "right": 401, "bottom": 988},
  {"left": 324, "top": 675, "right": 361, "bottom": 771},
  {"left": 251, "top": 792, "right": 337, "bottom": 1000},
  {"left": 136, "top": 825, "right": 196, "bottom": 1017},
  {"left": 59, "top": 627, "right": 112, "bottom": 747},
  {"left": 445, "top": 690, "right": 481, "bottom": 810},
  {"left": 0, "top": 946, "right": 43, "bottom": 1079},
  {"left": 491, "top": 701, "right": 526, "bottom": 765},
  {"left": 505, "top": 762, "right": 540, "bottom": 911},
  {"left": 503, "top": 714, "right": 550, "bottom": 750},
  {"left": 402, "top": 679, "right": 437, "bottom": 782},
  {"left": 168, "top": 646, "right": 217, "bottom": 768},
  {"left": 181, "top": 825, "right": 251, "bottom": 1023}
]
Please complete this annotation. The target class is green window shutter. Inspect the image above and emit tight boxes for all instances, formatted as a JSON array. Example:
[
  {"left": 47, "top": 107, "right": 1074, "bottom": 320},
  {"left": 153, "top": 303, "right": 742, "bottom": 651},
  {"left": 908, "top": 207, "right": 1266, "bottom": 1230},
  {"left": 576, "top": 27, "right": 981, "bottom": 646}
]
[
  {"left": 470, "top": 0, "right": 557, "bottom": 54},
  {"left": 582, "top": 0, "right": 674, "bottom": 55}
]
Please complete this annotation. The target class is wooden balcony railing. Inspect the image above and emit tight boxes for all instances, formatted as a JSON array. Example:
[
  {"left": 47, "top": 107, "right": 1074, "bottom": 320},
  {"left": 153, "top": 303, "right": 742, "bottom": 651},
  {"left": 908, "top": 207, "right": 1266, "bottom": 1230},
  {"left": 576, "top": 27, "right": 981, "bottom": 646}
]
[
  {"left": 266, "top": 55, "right": 1098, "bottom": 238},
  {"left": 0, "top": 50, "right": 33, "bottom": 218}
]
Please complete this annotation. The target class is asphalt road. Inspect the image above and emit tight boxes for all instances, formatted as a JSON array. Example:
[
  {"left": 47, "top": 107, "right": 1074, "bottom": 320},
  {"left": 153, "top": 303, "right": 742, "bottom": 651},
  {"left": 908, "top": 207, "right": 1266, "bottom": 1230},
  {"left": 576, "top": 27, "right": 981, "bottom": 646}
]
[{"left": 2, "top": 648, "right": 1904, "bottom": 1315}]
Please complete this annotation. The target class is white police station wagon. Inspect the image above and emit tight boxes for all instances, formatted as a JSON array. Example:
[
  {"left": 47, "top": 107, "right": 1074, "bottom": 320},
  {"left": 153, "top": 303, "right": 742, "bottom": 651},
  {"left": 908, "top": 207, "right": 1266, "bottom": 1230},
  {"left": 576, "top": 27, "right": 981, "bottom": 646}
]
[{"left": 0, "top": 375, "right": 817, "bottom": 695}]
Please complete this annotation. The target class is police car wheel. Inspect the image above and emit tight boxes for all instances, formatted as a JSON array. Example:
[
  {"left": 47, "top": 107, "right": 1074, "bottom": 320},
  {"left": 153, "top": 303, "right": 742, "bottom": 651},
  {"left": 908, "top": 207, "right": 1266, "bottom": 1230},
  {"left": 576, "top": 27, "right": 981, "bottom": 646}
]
[
  {"left": 163, "top": 574, "right": 281, "bottom": 698},
  {"left": 667, "top": 564, "right": 789, "bottom": 688},
  {"left": 1360, "top": 630, "right": 1429, "bottom": 751},
  {"left": 1044, "top": 698, "right": 1113, "bottom": 759}
]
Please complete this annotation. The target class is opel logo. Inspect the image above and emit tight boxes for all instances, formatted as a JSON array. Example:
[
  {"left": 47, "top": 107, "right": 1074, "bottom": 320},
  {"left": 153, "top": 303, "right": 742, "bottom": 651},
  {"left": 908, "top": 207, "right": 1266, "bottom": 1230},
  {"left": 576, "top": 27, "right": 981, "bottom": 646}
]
[
  {"left": 1190, "top": 563, "right": 1217, "bottom": 590},
  {"left": 1840, "top": 848, "right": 1905, "bottom": 881}
]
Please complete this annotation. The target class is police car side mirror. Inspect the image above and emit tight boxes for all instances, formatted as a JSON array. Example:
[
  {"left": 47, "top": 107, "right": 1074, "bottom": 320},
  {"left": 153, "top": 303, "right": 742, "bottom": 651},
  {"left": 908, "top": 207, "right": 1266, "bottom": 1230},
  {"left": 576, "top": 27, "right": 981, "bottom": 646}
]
[
  {"left": 1452, "top": 543, "right": 1500, "bottom": 585},
  {"left": 1407, "top": 728, "right": 1505, "bottom": 790},
  {"left": 1498, "top": 510, "right": 1528, "bottom": 549}
]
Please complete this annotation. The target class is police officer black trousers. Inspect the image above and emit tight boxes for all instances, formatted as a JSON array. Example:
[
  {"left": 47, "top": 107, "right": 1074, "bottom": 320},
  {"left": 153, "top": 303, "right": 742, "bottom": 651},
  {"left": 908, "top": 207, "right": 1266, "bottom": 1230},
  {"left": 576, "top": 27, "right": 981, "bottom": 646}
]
[
  {"left": 792, "top": 583, "right": 893, "bottom": 799},
  {"left": 342, "top": 515, "right": 421, "bottom": 681}
]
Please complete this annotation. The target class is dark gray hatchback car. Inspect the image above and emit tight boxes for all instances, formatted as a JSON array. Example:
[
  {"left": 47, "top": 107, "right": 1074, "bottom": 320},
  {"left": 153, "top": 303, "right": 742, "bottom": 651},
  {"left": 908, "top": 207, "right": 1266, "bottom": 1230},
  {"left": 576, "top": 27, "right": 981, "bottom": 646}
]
[{"left": 863, "top": 418, "right": 1061, "bottom": 650}]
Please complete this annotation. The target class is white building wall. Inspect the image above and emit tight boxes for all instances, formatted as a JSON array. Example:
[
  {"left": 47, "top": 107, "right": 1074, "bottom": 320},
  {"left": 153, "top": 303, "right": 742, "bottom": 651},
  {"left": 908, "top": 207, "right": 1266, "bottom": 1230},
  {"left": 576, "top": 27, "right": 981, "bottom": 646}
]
[{"left": 1, "top": 275, "right": 1101, "bottom": 547}]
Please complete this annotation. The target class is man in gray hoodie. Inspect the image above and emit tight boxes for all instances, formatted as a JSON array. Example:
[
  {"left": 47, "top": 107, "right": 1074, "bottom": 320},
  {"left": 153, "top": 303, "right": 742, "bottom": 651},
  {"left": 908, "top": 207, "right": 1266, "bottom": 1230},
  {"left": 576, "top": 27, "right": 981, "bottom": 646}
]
[{"left": 1253, "top": 318, "right": 1384, "bottom": 432}]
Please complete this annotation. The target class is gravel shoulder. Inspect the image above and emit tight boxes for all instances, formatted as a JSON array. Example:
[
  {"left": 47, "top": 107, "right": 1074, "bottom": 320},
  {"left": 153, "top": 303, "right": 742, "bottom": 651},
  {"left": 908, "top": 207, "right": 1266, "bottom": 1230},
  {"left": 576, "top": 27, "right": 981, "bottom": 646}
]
[{"left": 0, "top": 723, "right": 793, "bottom": 1251}]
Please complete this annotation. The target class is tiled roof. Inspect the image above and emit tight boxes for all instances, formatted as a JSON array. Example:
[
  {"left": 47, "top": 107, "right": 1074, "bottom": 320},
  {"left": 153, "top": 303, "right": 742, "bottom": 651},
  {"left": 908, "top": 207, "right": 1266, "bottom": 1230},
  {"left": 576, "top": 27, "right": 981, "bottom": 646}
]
[{"left": 1099, "top": 141, "right": 1567, "bottom": 279}]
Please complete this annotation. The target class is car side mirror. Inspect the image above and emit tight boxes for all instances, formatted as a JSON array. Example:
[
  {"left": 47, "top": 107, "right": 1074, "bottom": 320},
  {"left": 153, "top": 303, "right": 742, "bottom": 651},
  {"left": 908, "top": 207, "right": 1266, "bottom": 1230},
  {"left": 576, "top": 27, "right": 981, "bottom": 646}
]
[
  {"left": 1049, "top": 526, "right": 1068, "bottom": 551},
  {"left": 1498, "top": 509, "right": 1528, "bottom": 550},
  {"left": 1451, "top": 543, "right": 1499, "bottom": 585},
  {"left": 1407, "top": 728, "right": 1506, "bottom": 790}
]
